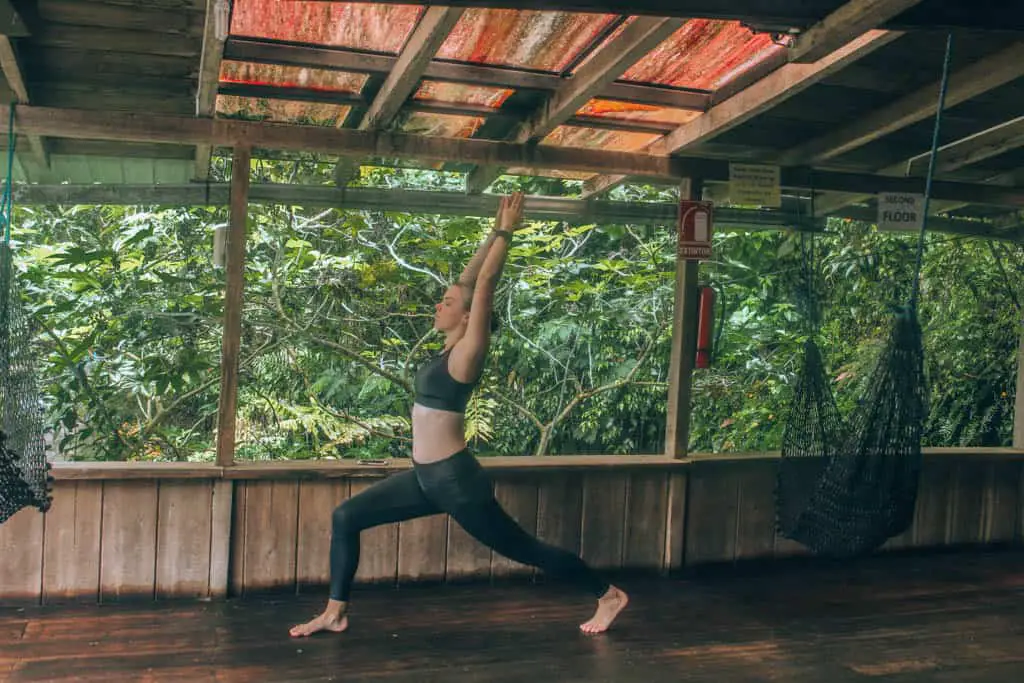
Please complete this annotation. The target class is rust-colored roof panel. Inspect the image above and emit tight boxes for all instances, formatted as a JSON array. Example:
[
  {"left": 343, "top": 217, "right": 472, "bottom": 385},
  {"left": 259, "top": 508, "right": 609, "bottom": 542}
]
[
  {"left": 577, "top": 99, "right": 701, "bottom": 126},
  {"left": 216, "top": 95, "right": 351, "bottom": 127},
  {"left": 229, "top": 0, "right": 424, "bottom": 54},
  {"left": 220, "top": 60, "right": 369, "bottom": 93},
  {"left": 400, "top": 112, "right": 485, "bottom": 138},
  {"left": 413, "top": 81, "right": 513, "bottom": 109},
  {"left": 623, "top": 20, "right": 784, "bottom": 91},
  {"left": 436, "top": 8, "right": 619, "bottom": 72},
  {"left": 541, "top": 125, "right": 662, "bottom": 152}
]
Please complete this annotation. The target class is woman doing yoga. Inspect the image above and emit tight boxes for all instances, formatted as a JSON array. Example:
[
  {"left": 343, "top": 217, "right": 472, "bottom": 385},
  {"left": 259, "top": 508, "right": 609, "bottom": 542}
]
[{"left": 289, "top": 193, "right": 628, "bottom": 638}]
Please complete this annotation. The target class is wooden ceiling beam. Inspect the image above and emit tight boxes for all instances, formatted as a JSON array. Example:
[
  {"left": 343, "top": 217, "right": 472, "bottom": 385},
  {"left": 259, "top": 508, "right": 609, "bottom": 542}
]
[
  {"left": 787, "top": 0, "right": 923, "bottom": 63},
  {"left": 778, "top": 41, "right": 1024, "bottom": 166},
  {"left": 466, "top": 16, "right": 686, "bottom": 193},
  {"left": 0, "top": 36, "right": 48, "bottom": 168},
  {"left": 194, "top": 0, "right": 229, "bottom": 181},
  {"left": 6, "top": 105, "right": 1024, "bottom": 207},
  {"left": 581, "top": 28, "right": 899, "bottom": 199},
  {"left": 357, "top": 7, "right": 464, "bottom": 131},
  {"left": 904, "top": 116, "right": 1024, "bottom": 177}
]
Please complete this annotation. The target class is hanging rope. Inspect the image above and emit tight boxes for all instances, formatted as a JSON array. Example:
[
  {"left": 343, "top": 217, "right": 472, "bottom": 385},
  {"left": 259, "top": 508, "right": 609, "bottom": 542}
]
[
  {"left": 775, "top": 36, "right": 953, "bottom": 556},
  {"left": 1, "top": 103, "right": 53, "bottom": 525}
]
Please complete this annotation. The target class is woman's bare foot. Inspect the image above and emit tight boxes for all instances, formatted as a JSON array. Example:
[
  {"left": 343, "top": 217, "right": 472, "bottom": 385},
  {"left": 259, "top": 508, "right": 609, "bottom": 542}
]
[
  {"left": 289, "top": 600, "right": 349, "bottom": 637},
  {"left": 580, "top": 585, "right": 629, "bottom": 634}
]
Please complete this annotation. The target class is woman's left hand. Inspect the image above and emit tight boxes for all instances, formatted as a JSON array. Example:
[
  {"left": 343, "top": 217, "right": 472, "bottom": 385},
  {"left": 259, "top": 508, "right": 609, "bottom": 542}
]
[{"left": 498, "top": 192, "right": 525, "bottom": 231}]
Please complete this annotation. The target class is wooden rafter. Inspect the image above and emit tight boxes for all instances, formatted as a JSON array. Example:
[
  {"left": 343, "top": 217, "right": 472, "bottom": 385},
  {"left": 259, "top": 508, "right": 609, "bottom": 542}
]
[
  {"left": 466, "top": 15, "right": 686, "bottom": 194},
  {"left": 358, "top": 7, "right": 464, "bottom": 131},
  {"left": 194, "top": 0, "right": 230, "bottom": 181},
  {"left": 6, "top": 105, "right": 1024, "bottom": 207},
  {"left": 224, "top": 38, "right": 711, "bottom": 112},
  {"left": 779, "top": 41, "right": 1024, "bottom": 166},
  {"left": 581, "top": 29, "right": 900, "bottom": 198},
  {"left": 787, "top": 0, "right": 923, "bottom": 63},
  {"left": 905, "top": 116, "right": 1024, "bottom": 177},
  {"left": 0, "top": 36, "right": 47, "bottom": 168}
]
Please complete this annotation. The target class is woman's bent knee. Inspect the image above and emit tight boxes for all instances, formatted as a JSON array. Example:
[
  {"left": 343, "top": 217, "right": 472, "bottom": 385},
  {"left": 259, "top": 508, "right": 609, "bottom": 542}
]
[{"left": 331, "top": 501, "right": 358, "bottom": 535}]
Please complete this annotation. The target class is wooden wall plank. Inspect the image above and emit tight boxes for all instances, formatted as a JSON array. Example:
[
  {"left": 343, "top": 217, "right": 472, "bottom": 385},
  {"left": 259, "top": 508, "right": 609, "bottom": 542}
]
[
  {"left": 295, "top": 480, "right": 350, "bottom": 591},
  {"left": 623, "top": 471, "right": 668, "bottom": 570},
  {"left": 347, "top": 478, "right": 400, "bottom": 586},
  {"left": 773, "top": 458, "right": 817, "bottom": 559},
  {"left": 912, "top": 458, "right": 954, "bottom": 547},
  {"left": 229, "top": 480, "right": 247, "bottom": 596},
  {"left": 0, "top": 505, "right": 45, "bottom": 603},
  {"left": 983, "top": 460, "right": 1021, "bottom": 544},
  {"left": 949, "top": 459, "right": 987, "bottom": 545},
  {"left": 580, "top": 472, "right": 628, "bottom": 570},
  {"left": 445, "top": 514, "right": 492, "bottom": 583},
  {"left": 397, "top": 513, "right": 448, "bottom": 583},
  {"left": 490, "top": 476, "right": 539, "bottom": 579},
  {"left": 208, "top": 480, "right": 233, "bottom": 598},
  {"left": 733, "top": 462, "right": 777, "bottom": 560},
  {"left": 156, "top": 481, "right": 213, "bottom": 599},
  {"left": 241, "top": 480, "right": 299, "bottom": 593},
  {"left": 536, "top": 472, "right": 583, "bottom": 555},
  {"left": 663, "top": 471, "right": 688, "bottom": 573},
  {"left": 100, "top": 481, "right": 159, "bottom": 600},
  {"left": 42, "top": 481, "right": 102, "bottom": 602},
  {"left": 686, "top": 463, "right": 739, "bottom": 564}
]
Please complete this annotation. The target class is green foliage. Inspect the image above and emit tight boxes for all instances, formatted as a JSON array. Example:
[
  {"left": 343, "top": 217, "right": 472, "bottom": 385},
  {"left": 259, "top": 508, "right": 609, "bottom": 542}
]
[{"left": 9, "top": 167, "right": 1022, "bottom": 462}]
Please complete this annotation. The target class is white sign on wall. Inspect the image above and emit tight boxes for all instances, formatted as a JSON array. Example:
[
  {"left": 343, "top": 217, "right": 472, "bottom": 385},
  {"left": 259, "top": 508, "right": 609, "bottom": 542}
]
[{"left": 877, "top": 192, "right": 925, "bottom": 231}]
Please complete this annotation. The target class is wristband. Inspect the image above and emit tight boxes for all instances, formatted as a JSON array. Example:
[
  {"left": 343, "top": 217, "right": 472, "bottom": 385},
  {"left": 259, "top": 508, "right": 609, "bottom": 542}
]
[{"left": 494, "top": 230, "right": 513, "bottom": 240}]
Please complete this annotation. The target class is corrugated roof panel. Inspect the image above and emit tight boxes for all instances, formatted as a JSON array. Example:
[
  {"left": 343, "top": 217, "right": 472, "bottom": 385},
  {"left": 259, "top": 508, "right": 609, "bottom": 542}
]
[
  {"left": 220, "top": 60, "right": 369, "bottom": 93},
  {"left": 436, "top": 8, "right": 619, "bottom": 72},
  {"left": 622, "top": 20, "right": 784, "bottom": 91},
  {"left": 217, "top": 95, "right": 352, "bottom": 127},
  {"left": 577, "top": 99, "right": 702, "bottom": 126},
  {"left": 400, "top": 112, "right": 485, "bottom": 138},
  {"left": 413, "top": 81, "right": 514, "bottom": 109},
  {"left": 541, "top": 125, "right": 662, "bottom": 152},
  {"left": 229, "top": 0, "right": 424, "bottom": 54}
]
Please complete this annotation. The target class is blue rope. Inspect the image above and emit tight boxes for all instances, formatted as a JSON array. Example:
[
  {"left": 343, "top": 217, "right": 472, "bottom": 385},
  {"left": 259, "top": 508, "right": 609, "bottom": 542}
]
[{"left": 909, "top": 33, "right": 954, "bottom": 309}]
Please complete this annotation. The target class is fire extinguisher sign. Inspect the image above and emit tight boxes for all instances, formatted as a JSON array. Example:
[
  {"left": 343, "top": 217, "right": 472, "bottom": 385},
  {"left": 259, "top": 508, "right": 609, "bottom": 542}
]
[{"left": 678, "top": 200, "right": 714, "bottom": 260}]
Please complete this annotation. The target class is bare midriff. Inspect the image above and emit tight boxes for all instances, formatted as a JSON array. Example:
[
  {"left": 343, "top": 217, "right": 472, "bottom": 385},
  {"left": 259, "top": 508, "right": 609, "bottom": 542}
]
[{"left": 411, "top": 402, "right": 468, "bottom": 464}]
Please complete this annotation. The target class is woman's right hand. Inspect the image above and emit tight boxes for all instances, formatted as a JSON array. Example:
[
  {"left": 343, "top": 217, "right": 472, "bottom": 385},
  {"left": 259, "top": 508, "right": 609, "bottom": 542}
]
[{"left": 498, "top": 192, "right": 525, "bottom": 231}]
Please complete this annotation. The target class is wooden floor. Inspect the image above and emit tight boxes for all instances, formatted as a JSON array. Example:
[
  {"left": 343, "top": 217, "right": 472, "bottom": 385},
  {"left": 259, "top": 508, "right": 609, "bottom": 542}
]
[{"left": 2, "top": 551, "right": 1023, "bottom": 682}]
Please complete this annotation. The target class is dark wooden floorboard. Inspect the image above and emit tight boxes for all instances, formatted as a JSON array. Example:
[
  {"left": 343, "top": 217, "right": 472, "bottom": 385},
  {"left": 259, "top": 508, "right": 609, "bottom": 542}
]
[{"left": 2, "top": 551, "right": 1022, "bottom": 682}]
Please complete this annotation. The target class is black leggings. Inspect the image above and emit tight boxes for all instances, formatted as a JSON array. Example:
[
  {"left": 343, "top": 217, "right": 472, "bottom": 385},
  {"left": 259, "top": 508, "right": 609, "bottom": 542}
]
[{"left": 329, "top": 450, "right": 609, "bottom": 601}]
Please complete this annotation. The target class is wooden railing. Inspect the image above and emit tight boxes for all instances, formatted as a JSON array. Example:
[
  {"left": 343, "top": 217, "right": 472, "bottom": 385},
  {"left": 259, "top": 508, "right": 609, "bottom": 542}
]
[{"left": 2, "top": 449, "right": 1022, "bottom": 604}]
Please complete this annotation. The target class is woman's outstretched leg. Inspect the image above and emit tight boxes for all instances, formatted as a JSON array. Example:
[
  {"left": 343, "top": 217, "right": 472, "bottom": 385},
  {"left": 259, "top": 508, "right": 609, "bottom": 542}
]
[
  {"left": 289, "top": 469, "right": 439, "bottom": 637},
  {"left": 450, "top": 496, "right": 629, "bottom": 634}
]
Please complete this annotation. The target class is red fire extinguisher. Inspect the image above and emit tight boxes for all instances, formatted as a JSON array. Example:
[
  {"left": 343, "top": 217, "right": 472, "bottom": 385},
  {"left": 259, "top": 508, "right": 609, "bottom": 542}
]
[{"left": 695, "top": 286, "right": 715, "bottom": 369}]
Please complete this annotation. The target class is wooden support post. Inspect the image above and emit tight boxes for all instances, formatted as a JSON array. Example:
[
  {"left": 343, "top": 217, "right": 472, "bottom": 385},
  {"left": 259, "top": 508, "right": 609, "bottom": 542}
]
[
  {"left": 1015, "top": 324, "right": 1024, "bottom": 449},
  {"left": 215, "top": 146, "right": 251, "bottom": 467},
  {"left": 665, "top": 179, "right": 702, "bottom": 459}
]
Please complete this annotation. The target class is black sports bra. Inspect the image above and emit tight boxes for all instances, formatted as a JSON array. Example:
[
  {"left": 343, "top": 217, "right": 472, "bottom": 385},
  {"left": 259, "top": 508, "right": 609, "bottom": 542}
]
[{"left": 414, "top": 348, "right": 477, "bottom": 413}]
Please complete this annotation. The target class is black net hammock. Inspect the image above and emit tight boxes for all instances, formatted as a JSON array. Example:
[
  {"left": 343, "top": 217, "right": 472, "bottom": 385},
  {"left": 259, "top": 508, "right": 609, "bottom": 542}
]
[
  {"left": 775, "top": 35, "right": 954, "bottom": 557},
  {"left": 0, "top": 104, "right": 52, "bottom": 526}
]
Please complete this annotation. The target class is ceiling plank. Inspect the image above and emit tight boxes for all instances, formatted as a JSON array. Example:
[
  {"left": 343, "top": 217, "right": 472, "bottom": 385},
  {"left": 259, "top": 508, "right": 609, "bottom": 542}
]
[
  {"left": 582, "top": 28, "right": 899, "bottom": 198},
  {"left": 778, "top": 41, "right": 1024, "bottom": 166},
  {"left": 788, "top": 0, "right": 923, "bottom": 63},
  {"left": 194, "top": 0, "right": 229, "bottom": 180},
  {"left": 357, "top": 7, "right": 464, "bottom": 131},
  {"left": 466, "top": 16, "right": 686, "bottom": 193}
]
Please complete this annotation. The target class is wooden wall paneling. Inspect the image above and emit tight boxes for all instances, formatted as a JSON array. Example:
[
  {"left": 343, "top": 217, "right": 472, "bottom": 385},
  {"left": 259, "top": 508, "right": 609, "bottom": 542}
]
[
  {"left": 535, "top": 471, "right": 583, "bottom": 556},
  {"left": 350, "top": 478, "right": 400, "bottom": 586},
  {"left": 295, "top": 480, "right": 350, "bottom": 591},
  {"left": 397, "top": 512, "right": 448, "bottom": 584},
  {"left": 773, "top": 458, "right": 816, "bottom": 559},
  {"left": 733, "top": 461, "right": 778, "bottom": 560},
  {"left": 983, "top": 460, "right": 1021, "bottom": 544},
  {"left": 208, "top": 480, "right": 233, "bottom": 598},
  {"left": 686, "top": 463, "right": 739, "bottom": 564},
  {"left": 911, "top": 457, "right": 954, "bottom": 547},
  {"left": 949, "top": 459, "right": 987, "bottom": 545},
  {"left": 445, "top": 513, "right": 493, "bottom": 584},
  {"left": 579, "top": 471, "right": 628, "bottom": 570},
  {"left": 99, "top": 481, "right": 160, "bottom": 600},
  {"left": 229, "top": 480, "right": 247, "bottom": 596},
  {"left": 156, "top": 481, "right": 214, "bottom": 599},
  {"left": 490, "top": 475, "right": 540, "bottom": 580},
  {"left": 241, "top": 480, "right": 299, "bottom": 593},
  {"left": 42, "top": 481, "right": 102, "bottom": 603},
  {"left": 0, "top": 506, "right": 45, "bottom": 603},
  {"left": 663, "top": 471, "right": 688, "bottom": 574},
  {"left": 622, "top": 471, "right": 668, "bottom": 571}
]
